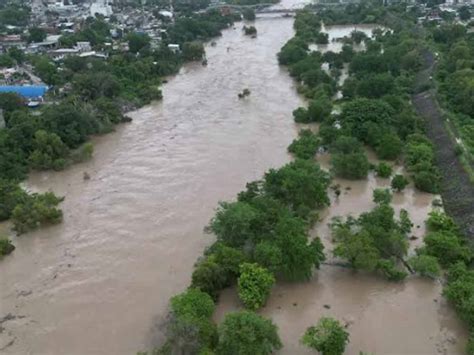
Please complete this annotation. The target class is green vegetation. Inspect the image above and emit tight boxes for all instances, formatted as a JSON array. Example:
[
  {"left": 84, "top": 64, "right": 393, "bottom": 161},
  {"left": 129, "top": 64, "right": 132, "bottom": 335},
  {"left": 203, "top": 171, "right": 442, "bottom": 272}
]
[
  {"left": 330, "top": 136, "right": 370, "bottom": 180},
  {"left": 391, "top": 174, "right": 409, "bottom": 192},
  {"left": 332, "top": 189, "right": 411, "bottom": 281},
  {"left": 237, "top": 263, "right": 275, "bottom": 310},
  {"left": 12, "top": 192, "right": 63, "bottom": 234},
  {"left": 301, "top": 317, "right": 349, "bottom": 355},
  {"left": 375, "top": 162, "right": 393, "bottom": 178},
  {"left": 408, "top": 254, "right": 441, "bottom": 279},
  {"left": 432, "top": 23, "right": 474, "bottom": 164},
  {"left": 217, "top": 311, "right": 282, "bottom": 355},
  {"left": 242, "top": 8, "right": 256, "bottom": 21},
  {"left": 0, "top": 237, "right": 15, "bottom": 257},
  {"left": 288, "top": 129, "right": 320, "bottom": 159},
  {"left": 162, "top": 288, "right": 217, "bottom": 354},
  {"left": 0, "top": 10, "right": 243, "bottom": 236},
  {"left": 404, "top": 134, "right": 440, "bottom": 193},
  {"left": 243, "top": 26, "right": 257, "bottom": 36}
]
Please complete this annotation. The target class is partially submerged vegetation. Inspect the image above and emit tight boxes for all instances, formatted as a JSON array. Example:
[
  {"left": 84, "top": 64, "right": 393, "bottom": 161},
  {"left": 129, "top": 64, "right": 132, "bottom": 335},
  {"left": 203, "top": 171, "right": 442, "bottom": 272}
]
[
  {"left": 0, "top": 10, "right": 243, "bottom": 240},
  {"left": 148, "top": 3, "right": 474, "bottom": 354}
]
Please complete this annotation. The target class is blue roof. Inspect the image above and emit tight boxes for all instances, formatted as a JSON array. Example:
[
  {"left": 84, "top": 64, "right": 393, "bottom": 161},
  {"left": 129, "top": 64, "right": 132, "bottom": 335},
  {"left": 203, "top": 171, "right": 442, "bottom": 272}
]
[{"left": 0, "top": 85, "right": 48, "bottom": 99}]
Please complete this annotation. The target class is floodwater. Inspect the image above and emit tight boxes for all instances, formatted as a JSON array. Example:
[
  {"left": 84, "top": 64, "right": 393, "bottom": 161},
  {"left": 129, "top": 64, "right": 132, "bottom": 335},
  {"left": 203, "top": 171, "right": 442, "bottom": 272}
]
[
  {"left": 216, "top": 154, "right": 469, "bottom": 354},
  {"left": 0, "top": 9, "right": 469, "bottom": 355}
]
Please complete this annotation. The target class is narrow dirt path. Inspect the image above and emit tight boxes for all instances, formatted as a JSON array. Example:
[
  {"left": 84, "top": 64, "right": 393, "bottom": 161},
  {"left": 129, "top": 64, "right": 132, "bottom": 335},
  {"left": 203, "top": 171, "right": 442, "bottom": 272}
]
[{"left": 412, "top": 50, "right": 474, "bottom": 240}]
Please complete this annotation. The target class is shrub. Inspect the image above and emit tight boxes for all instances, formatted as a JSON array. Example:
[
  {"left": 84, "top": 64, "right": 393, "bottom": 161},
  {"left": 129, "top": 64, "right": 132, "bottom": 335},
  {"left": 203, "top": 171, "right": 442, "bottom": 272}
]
[
  {"left": 377, "top": 259, "right": 408, "bottom": 281},
  {"left": 426, "top": 211, "right": 458, "bottom": 233},
  {"left": 330, "top": 136, "right": 369, "bottom": 180},
  {"left": 11, "top": 192, "right": 63, "bottom": 234},
  {"left": 408, "top": 254, "right": 441, "bottom": 278},
  {"left": 375, "top": 162, "right": 392, "bottom": 178},
  {"left": 301, "top": 317, "right": 349, "bottom": 355},
  {"left": 391, "top": 174, "right": 409, "bottom": 192},
  {"left": 373, "top": 188, "right": 392, "bottom": 205},
  {"left": 375, "top": 132, "right": 403, "bottom": 160},
  {"left": 191, "top": 256, "right": 228, "bottom": 300},
  {"left": 237, "top": 263, "right": 275, "bottom": 310},
  {"left": 217, "top": 311, "right": 282, "bottom": 355},
  {"left": 167, "top": 289, "right": 218, "bottom": 353},
  {"left": 443, "top": 263, "right": 474, "bottom": 328},
  {"left": 0, "top": 237, "right": 15, "bottom": 256},
  {"left": 293, "top": 107, "right": 310, "bottom": 123},
  {"left": 288, "top": 129, "right": 320, "bottom": 159},
  {"left": 424, "top": 231, "right": 472, "bottom": 267}
]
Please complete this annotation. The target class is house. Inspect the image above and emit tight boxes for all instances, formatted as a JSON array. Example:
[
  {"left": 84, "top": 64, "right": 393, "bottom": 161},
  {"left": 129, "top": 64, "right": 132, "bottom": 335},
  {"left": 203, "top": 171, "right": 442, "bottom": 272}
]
[{"left": 168, "top": 44, "right": 180, "bottom": 52}]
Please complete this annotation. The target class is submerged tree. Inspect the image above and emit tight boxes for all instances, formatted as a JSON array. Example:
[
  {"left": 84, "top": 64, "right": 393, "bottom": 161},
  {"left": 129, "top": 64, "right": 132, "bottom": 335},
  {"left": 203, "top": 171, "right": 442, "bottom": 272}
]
[{"left": 301, "top": 317, "right": 349, "bottom": 355}]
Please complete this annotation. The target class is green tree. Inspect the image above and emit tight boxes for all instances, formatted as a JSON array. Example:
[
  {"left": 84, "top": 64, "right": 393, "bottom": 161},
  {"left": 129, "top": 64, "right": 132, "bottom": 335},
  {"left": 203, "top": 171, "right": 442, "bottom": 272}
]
[
  {"left": 375, "top": 162, "right": 392, "bottom": 178},
  {"left": 29, "top": 130, "right": 70, "bottom": 171},
  {"left": 330, "top": 136, "right": 370, "bottom": 180},
  {"left": 408, "top": 254, "right": 441, "bottom": 279},
  {"left": 340, "top": 98, "right": 394, "bottom": 144},
  {"left": 273, "top": 215, "right": 325, "bottom": 280},
  {"left": 217, "top": 311, "right": 282, "bottom": 355},
  {"left": 208, "top": 201, "right": 259, "bottom": 248},
  {"left": 127, "top": 32, "right": 150, "bottom": 53},
  {"left": 0, "top": 180, "right": 28, "bottom": 221},
  {"left": 264, "top": 159, "right": 331, "bottom": 216},
  {"left": 334, "top": 229, "right": 380, "bottom": 271},
  {"left": 443, "top": 262, "right": 474, "bottom": 328},
  {"left": 391, "top": 174, "right": 409, "bottom": 192},
  {"left": 11, "top": 192, "right": 63, "bottom": 234},
  {"left": 237, "top": 263, "right": 275, "bottom": 310},
  {"left": 375, "top": 132, "right": 403, "bottom": 160},
  {"left": 301, "top": 317, "right": 349, "bottom": 355},
  {"left": 372, "top": 188, "right": 392, "bottom": 205},
  {"left": 28, "top": 27, "right": 47, "bottom": 43},
  {"left": 0, "top": 237, "right": 15, "bottom": 256},
  {"left": 191, "top": 256, "right": 228, "bottom": 300},
  {"left": 166, "top": 288, "right": 218, "bottom": 354},
  {"left": 459, "top": 6, "right": 471, "bottom": 21},
  {"left": 424, "top": 231, "right": 472, "bottom": 267},
  {"left": 33, "top": 56, "right": 59, "bottom": 85},
  {"left": 0, "top": 92, "right": 24, "bottom": 113},
  {"left": 182, "top": 42, "right": 205, "bottom": 61},
  {"left": 242, "top": 8, "right": 256, "bottom": 21},
  {"left": 308, "top": 96, "right": 332, "bottom": 122},
  {"left": 288, "top": 129, "right": 320, "bottom": 160},
  {"left": 292, "top": 107, "right": 310, "bottom": 123},
  {"left": 243, "top": 26, "right": 257, "bottom": 36}
]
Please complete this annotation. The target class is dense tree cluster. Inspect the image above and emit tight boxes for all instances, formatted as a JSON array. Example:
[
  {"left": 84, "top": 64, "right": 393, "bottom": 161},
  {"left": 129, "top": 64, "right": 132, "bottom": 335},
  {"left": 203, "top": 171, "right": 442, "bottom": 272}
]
[
  {"left": 237, "top": 263, "right": 275, "bottom": 310},
  {"left": 434, "top": 24, "right": 474, "bottom": 156},
  {"left": 161, "top": 155, "right": 330, "bottom": 352},
  {"left": 332, "top": 189, "right": 412, "bottom": 280},
  {"left": 288, "top": 129, "right": 320, "bottom": 160},
  {"left": 0, "top": 237, "right": 15, "bottom": 257}
]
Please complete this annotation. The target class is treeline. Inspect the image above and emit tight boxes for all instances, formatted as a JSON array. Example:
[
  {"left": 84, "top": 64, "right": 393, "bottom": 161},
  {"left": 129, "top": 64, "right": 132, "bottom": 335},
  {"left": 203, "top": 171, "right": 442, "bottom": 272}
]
[
  {"left": 431, "top": 23, "right": 474, "bottom": 158},
  {"left": 0, "top": 11, "right": 241, "bottom": 240}
]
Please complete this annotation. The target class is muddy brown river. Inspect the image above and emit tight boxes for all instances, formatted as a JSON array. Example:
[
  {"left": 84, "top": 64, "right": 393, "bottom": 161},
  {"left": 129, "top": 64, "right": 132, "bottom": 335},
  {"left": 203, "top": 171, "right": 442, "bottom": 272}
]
[{"left": 0, "top": 8, "right": 469, "bottom": 355}]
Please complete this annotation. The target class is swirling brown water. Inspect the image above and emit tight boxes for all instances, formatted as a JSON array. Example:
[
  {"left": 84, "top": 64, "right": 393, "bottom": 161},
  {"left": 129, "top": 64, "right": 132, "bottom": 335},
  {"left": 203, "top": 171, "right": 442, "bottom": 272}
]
[{"left": 0, "top": 12, "right": 468, "bottom": 355}]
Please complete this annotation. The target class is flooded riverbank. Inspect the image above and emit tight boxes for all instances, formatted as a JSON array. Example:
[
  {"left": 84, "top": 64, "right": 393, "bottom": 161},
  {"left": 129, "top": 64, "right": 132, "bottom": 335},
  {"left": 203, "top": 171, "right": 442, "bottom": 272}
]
[
  {"left": 215, "top": 157, "right": 469, "bottom": 354},
  {"left": 0, "top": 10, "right": 469, "bottom": 355},
  {"left": 0, "top": 16, "right": 302, "bottom": 355}
]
